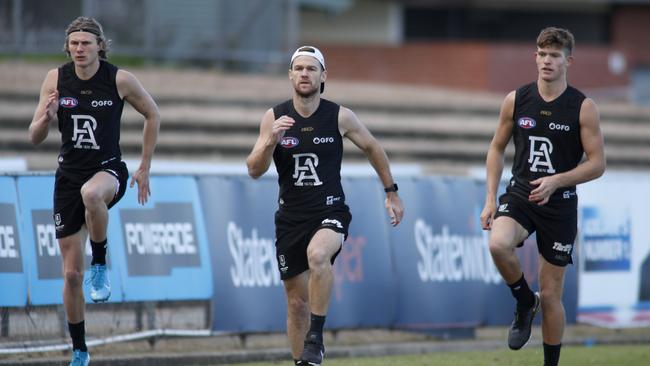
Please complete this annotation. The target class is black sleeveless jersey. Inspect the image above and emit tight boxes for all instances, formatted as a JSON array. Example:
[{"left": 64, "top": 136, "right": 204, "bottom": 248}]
[
  {"left": 272, "top": 99, "right": 345, "bottom": 213},
  {"left": 56, "top": 60, "right": 124, "bottom": 174},
  {"left": 509, "top": 82, "right": 585, "bottom": 202}
]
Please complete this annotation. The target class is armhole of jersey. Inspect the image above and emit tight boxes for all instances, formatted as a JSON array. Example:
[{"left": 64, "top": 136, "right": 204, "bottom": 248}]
[
  {"left": 273, "top": 100, "right": 291, "bottom": 122},
  {"left": 512, "top": 87, "right": 522, "bottom": 126},
  {"left": 336, "top": 104, "right": 344, "bottom": 138},
  {"left": 111, "top": 65, "right": 124, "bottom": 101},
  {"left": 56, "top": 65, "right": 65, "bottom": 93}
]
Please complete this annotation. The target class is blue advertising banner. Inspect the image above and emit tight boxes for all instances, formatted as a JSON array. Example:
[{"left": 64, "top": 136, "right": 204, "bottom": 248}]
[
  {"left": 114, "top": 176, "right": 213, "bottom": 301},
  {"left": 390, "top": 177, "right": 577, "bottom": 329},
  {"left": 390, "top": 177, "right": 501, "bottom": 330},
  {"left": 16, "top": 176, "right": 124, "bottom": 305},
  {"left": 0, "top": 177, "right": 27, "bottom": 307},
  {"left": 198, "top": 176, "right": 286, "bottom": 332},
  {"left": 328, "top": 177, "right": 396, "bottom": 328}
]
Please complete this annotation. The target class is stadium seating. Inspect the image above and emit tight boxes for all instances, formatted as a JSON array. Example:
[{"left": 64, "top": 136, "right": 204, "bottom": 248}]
[{"left": 1, "top": 61, "right": 649, "bottom": 175}]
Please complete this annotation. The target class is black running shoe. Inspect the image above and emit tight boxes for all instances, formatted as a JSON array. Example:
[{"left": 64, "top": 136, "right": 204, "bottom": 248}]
[
  {"left": 508, "top": 291, "right": 540, "bottom": 350},
  {"left": 297, "top": 332, "right": 325, "bottom": 366}
]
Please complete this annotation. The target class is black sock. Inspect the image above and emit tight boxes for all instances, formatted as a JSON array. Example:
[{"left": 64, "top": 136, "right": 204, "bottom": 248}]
[
  {"left": 307, "top": 313, "right": 326, "bottom": 343},
  {"left": 508, "top": 273, "right": 535, "bottom": 309},
  {"left": 68, "top": 321, "right": 87, "bottom": 352},
  {"left": 90, "top": 239, "right": 107, "bottom": 265},
  {"left": 543, "top": 342, "right": 562, "bottom": 366}
]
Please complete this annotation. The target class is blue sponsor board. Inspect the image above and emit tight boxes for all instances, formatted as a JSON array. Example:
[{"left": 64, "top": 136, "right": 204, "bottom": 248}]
[
  {"left": 391, "top": 177, "right": 503, "bottom": 330},
  {"left": 581, "top": 206, "right": 631, "bottom": 271},
  {"left": 114, "top": 176, "right": 212, "bottom": 301},
  {"left": 200, "top": 175, "right": 398, "bottom": 332},
  {"left": 328, "top": 178, "right": 396, "bottom": 328},
  {"left": 199, "top": 176, "right": 286, "bottom": 332},
  {"left": 16, "top": 176, "right": 123, "bottom": 305},
  {"left": 390, "top": 177, "right": 577, "bottom": 329},
  {"left": 0, "top": 177, "right": 27, "bottom": 307}
]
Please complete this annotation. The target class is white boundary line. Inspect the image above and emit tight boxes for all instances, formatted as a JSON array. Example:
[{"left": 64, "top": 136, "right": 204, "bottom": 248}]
[{"left": 0, "top": 328, "right": 217, "bottom": 354}]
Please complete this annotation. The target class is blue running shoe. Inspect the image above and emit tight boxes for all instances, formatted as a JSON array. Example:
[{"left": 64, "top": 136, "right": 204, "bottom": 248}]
[
  {"left": 69, "top": 350, "right": 90, "bottom": 366},
  {"left": 88, "top": 264, "right": 110, "bottom": 303}
]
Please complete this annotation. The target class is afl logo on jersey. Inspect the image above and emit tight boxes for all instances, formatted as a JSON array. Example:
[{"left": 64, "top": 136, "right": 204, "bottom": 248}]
[
  {"left": 280, "top": 136, "right": 299, "bottom": 148},
  {"left": 59, "top": 97, "right": 78, "bottom": 108},
  {"left": 517, "top": 117, "right": 536, "bottom": 129}
]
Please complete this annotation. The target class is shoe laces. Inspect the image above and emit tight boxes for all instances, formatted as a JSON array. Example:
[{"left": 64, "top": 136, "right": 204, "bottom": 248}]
[
  {"left": 71, "top": 350, "right": 87, "bottom": 364},
  {"left": 513, "top": 304, "right": 533, "bottom": 327},
  {"left": 86, "top": 265, "right": 106, "bottom": 287}
]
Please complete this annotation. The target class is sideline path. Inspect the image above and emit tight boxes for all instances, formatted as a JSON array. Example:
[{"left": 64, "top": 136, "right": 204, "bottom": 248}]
[{"left": 1, "top": 325, "right": 649, "bottom": 365}]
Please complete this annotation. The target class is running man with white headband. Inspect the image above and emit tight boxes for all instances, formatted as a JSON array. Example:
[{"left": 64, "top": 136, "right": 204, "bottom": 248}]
[
  {"left": 29, "top": 16, "right": 160, "bottom": 366},
  {"left": 247, "top": 46, "right": 404, "bottom": 366}
]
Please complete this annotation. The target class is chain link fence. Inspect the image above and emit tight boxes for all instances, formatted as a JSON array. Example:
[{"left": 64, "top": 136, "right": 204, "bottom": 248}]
[{"left": 0, "top": 0, "right": 299, "bottom": 72}]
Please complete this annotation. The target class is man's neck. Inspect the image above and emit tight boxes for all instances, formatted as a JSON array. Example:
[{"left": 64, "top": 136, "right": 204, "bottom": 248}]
[
  {"left": 537, "top": 77, "right": 567, "bottom": 102},
  {"left": 292, "top": 94, "right": 321, "bottom": 118},
  {"left": 74, "top": 60, "right": 100, "bottom": 81}
]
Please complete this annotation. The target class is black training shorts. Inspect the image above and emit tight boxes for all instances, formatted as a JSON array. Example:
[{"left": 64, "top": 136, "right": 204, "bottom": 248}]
[
  {"left": 274, "top": 204, "right": 352, "bottom": 280},
  {"left": 494, "top": 192, "right": 577, "bottom": 266},
  {"left": 53, "top": 161, "right": 128, "bottom": 239}
]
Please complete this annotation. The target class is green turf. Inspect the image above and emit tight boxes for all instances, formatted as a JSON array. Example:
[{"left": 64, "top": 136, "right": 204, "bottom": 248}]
[{"left": 218, "top": 344, "right": 650, "bottom": 366}]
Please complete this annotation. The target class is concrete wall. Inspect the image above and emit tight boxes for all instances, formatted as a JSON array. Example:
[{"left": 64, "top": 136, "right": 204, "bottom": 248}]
[{"left": 302, "top": 2, "right": 647, "bottom": 93}]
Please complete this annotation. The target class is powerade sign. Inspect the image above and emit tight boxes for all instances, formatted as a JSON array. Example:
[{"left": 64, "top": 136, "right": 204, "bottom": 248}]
[
  {"left": 0, "top": 203, "right": 22, "bottom": 273},
  {"left": 120, "top": 202, "right": 201, "bottom": 276},
  {"left": 31, "top": 209, "right": 96, "bottom": 279},
  {"left": 31, "top": 209, "right": 61, "bottom": 279},
  {"left": 581, "top": 206, "right": 631, "bottom": 271}
]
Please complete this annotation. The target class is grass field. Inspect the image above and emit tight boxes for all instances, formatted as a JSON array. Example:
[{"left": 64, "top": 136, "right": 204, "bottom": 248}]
[{"left": 218, "top": 344, "right": 650, "bottom": 366}]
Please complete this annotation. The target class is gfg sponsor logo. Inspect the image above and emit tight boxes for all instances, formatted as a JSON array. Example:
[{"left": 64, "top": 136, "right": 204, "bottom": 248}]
[
  {"left": 227, "top": 222, "right": 280, "bottom": 287},
  {"left": 313, "top": 136, "right": 334, "bottom": 144},
  {"left": 549, "top": 122, "right": 570, "bottom": 131},
  {"left": 281, "top": 136, "right": 299, "bottom": 148},
  {"left": 518, "top": 117, "right": 536, "bottom": 129},
  {"left": 414, "top": 219, "right": 501, "bottom": 284},
  {"left": 0, "top": 204, "right": 22, "bottom": 273},
  {"left": 91, "top": 100, "right": 113, "bottom": 108},
  {"left": 120, "top": 203, "right": 201, "bottom": 276}
]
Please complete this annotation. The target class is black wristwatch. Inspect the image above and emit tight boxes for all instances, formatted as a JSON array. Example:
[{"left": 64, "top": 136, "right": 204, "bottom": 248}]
[{"left": 384, "top": 183, "right": 398, "bottom": 193}]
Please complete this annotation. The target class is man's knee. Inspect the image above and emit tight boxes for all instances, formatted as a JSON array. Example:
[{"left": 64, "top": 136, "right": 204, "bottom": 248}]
[
  {"left": 489, "top": 236, "right": 515, "bottom": 257},
  {"left": 64, "top": 269, "right": 84, "bottom": 288},
  {"left": 81, "top": 185, "right": 103, "bottom": 208},
  {"left": 287, "top": 293, "right": 309, "bottom": 316},
  {"left": 539, "top": 287, "right": 563, "bottom": 309},
  {"left": 307, "top": 245, "right": 333, "bottom": 270}
]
